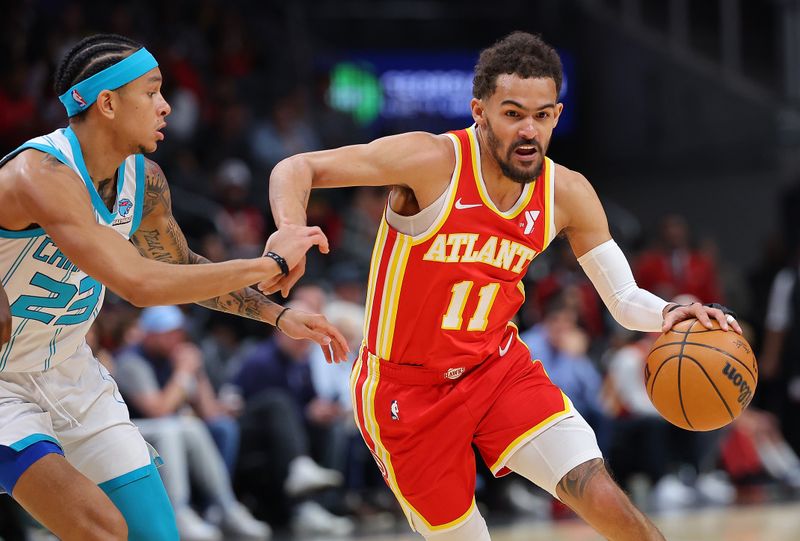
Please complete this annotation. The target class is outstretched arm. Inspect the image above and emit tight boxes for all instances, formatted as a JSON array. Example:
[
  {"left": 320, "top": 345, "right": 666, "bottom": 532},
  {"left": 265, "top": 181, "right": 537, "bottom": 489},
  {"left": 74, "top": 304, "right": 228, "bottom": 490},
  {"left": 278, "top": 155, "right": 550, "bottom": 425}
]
[
  {"left": 12, "top": 151, "right": 296, "bottom": 308},
  {"left": 555, "top": 164, "right": 740, "bottom": 333},
  {"left": 130, "top": 160, "right": 348, "bottom": 362},
  {"left": 268, "top": 131, "right": 456, "bottom": 295}
]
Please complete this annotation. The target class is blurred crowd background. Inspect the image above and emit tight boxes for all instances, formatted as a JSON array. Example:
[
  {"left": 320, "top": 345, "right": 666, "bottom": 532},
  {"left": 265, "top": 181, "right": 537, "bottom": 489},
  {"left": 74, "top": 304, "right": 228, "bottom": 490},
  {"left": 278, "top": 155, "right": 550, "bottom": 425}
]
[{"left": 4, "top": 0, "right": 800, "bottom": 540}]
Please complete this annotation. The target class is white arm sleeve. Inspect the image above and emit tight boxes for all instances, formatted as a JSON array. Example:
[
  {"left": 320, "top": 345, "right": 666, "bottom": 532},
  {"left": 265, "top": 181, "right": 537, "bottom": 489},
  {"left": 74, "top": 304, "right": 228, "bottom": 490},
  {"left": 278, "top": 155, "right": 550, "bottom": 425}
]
[{"left": 577, "top": 239, "right": 669, "bottom": 332}]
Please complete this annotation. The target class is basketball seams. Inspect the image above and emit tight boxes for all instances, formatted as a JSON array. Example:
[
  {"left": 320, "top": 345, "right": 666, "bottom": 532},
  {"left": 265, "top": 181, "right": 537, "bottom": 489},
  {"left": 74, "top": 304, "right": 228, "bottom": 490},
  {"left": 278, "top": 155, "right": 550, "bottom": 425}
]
[
  {"left": 681, "top": 354, "right": 736, "bottom": 424},
  {"left": 649, "top": 341, "right": 756, "bottom": 381},
  {"left": 674, "top": 319, "right": 698, "bottom": 429},
  {"left": 646, "top": 318, "right": 758, "bottom": 431},
  {"left": 677, "top": 355, "right": 692, "bottom": 429},
  {"left": 647, "top": 353, "right": 679, "bottom": 396}
]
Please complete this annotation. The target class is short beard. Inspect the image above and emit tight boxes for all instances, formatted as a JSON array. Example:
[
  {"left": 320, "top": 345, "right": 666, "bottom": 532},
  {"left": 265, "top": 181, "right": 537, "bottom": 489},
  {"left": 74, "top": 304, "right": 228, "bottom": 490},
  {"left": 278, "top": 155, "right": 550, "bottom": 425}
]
[{"left": 483, "top": 119, "right": 543, "bottom": 184}]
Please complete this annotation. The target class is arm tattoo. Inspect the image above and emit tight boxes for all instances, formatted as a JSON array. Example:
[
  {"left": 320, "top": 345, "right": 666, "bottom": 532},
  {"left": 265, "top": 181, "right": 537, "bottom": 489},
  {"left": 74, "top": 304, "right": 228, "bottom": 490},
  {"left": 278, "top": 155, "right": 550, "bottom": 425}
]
[
  {"left": 142, "top": 160, "right": 171, "bottom": 221},
  {"left": 130, "top": 159, "right": 279, "bottom": 324},
  {"left": 187, "top": 252, "right": 275, "bottom": 320},
  {"left": 557, "top": 458, "right": 605, "bottom": 501},
  {"left": 96, "top": 178, "right": 116, "bottom": 212}
]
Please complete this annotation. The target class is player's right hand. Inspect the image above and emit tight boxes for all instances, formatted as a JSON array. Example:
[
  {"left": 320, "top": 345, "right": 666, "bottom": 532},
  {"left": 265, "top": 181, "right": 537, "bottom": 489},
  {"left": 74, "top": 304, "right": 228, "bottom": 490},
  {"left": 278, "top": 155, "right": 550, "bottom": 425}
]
[
  {"left": 259, "top": 225, "right": 328, "bottom": 295},
  {"left": 0, "top": 284, "right": 11, "bottom": 346}
]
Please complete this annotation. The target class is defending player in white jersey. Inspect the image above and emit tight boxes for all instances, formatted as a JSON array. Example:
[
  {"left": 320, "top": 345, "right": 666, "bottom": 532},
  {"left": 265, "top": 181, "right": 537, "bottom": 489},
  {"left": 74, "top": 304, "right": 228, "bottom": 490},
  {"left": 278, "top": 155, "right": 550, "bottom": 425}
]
[{"left": 0, "top": 34, "right": 348, "bottom": 541}]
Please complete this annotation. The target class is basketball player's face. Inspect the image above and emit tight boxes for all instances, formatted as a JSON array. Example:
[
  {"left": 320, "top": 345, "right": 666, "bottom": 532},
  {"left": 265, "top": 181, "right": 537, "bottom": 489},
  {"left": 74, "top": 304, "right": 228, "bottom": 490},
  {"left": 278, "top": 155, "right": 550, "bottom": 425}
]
[
  {"left": 472, "top": 75, "right": 562, "bottom": 184},
  {"left": 115, "top": 67, "right": 171, "bottom": 154}
]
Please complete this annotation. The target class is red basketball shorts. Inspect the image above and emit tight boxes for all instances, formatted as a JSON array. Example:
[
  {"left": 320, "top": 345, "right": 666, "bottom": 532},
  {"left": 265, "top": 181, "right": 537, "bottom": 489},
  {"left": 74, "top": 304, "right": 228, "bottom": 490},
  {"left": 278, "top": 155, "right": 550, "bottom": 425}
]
[{"left": 351, "top": 325, "right": 574, "bottom": 533}]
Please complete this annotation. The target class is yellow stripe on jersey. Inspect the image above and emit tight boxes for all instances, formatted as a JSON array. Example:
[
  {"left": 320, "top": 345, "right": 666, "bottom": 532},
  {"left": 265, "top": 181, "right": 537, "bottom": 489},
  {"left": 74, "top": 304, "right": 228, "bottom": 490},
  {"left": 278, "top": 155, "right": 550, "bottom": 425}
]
[
  {"left": 360, "top": 354, "right": 416, "bottom": 528},
  {"left": 467, "top": 126, "right": 534, "bottom": 220},
  {"left": 375, "top": 233, "right": 412, "bottom": 359},
  {"left": 363, "top": 219, "right": 390, "bottom": 341},
  {"left": 542, "top": 157, "right": 553, "bottom": 249},
  {"left": 349, "top": 348, "right": 365, "bottom": 438},
  {"left": 516, "top": 280, "right": 526, "bottom": 300},
  {"left": 489, "top": 390, "right": 572, "bottom": 474},
  {"left": 412, "top": 132, "right": 463, "bottom": 246},
  {"left": 360, "top": 353, "right": 478, "bottom": 533}
]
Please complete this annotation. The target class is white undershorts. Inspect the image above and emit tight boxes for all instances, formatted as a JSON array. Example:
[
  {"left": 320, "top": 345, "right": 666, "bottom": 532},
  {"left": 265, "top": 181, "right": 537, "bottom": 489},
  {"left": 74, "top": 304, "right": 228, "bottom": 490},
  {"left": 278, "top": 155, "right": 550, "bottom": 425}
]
[
  {"left": 0, "top": 342, "right": 151, "bottom": 489},
  {"left": 505, "top": 409, "right": 603, "bottom": 499}
]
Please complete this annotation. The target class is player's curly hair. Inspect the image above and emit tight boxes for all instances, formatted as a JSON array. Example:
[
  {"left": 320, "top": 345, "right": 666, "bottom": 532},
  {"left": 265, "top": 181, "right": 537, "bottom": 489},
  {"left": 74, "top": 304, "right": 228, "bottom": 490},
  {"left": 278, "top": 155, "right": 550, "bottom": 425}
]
[
  {"left": 54, "top": 34, "right": 142, "bottom": 119},
  {"left": 473, "top": 32, "right": 562, "bottom": 99}
]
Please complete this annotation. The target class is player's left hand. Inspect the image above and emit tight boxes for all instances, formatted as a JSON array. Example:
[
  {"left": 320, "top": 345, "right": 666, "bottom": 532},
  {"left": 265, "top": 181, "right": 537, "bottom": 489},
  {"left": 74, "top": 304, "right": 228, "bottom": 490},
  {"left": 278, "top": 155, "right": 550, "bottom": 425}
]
[
  {"left": 0, "top": 285, "right": 11, "bottom": 346},
  {"left": 278, "top": 308, "right": 351, "bottom": 363},
  {"left": 661, "top": 301, "right": 743, "bottom": 334}
]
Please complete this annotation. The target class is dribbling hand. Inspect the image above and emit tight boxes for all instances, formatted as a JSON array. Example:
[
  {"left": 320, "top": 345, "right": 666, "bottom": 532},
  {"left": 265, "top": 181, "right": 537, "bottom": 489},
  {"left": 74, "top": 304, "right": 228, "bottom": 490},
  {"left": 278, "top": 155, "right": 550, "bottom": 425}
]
[
  {"left": 0, "top": 285, "right": 11, "bottom": 346},
  {"left": 661, "top": 301, "right": 743, "bottom": 334}
]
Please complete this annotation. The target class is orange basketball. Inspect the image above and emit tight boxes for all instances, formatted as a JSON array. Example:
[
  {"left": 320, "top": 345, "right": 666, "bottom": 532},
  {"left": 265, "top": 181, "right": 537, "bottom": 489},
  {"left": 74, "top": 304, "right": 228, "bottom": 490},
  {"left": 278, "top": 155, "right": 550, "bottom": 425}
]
[{"left": 645, "top": 318, "right": 758, "bottom": 431}]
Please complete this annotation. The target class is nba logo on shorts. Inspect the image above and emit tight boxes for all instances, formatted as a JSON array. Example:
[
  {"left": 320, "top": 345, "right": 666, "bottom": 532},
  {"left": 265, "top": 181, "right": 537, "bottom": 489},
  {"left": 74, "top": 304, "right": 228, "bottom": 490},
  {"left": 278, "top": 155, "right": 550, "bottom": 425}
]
[
  {"left": 444, "top": 367, "right": 465, "bottom": 380},
  {"left": 391, "top": 400, "right": 400, "bottom": 421}
]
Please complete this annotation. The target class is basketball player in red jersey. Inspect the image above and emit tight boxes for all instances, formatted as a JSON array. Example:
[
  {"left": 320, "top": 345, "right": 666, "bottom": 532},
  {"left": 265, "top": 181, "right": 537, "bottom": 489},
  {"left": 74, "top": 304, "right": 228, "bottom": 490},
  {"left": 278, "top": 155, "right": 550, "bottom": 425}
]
[{"left": 266, "top": 32, "right": 741, "bottom": 541}]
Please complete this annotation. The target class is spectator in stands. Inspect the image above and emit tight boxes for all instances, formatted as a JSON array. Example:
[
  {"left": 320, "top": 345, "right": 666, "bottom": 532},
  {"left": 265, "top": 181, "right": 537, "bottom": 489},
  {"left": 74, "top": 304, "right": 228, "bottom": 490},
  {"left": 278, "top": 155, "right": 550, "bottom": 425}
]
[
  {"left": 520, "top": 296, "right": 612, "bottom": 454},
  {"left": 634, "top": 214, "right": 723, "bottom": 303},
  {"left": 212, "top": 159, "right": 266, "bottom": 259},
  {"left": 116, "top": 306, "right": 269, "bottom": 541},
  {"left": 758, "top": 245, "right": 800, "bottom": 454},
  {"left": 232, "top": 300, "right": 354, "bottom": 536}
]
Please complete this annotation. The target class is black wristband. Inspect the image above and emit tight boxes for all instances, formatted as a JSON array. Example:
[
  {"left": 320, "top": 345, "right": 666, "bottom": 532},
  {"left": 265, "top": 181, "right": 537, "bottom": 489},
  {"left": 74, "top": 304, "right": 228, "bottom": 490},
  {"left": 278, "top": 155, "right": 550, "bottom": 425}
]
[
  {"left": 704, "top": 302, "right": 737, "bottom": 319},
  {"left": 264, "top": 251, "right": 289, "bottom": 277},
  {"left": 275, "top": 306, "right": 290, "bottom": 331}
]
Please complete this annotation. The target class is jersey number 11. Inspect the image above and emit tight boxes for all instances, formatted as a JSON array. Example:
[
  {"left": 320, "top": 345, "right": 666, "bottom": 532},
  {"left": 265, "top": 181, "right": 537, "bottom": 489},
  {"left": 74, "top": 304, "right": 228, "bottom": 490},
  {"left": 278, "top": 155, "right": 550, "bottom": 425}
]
[{"left": 441, "top": 281, "right": 500, "bottom": 331}]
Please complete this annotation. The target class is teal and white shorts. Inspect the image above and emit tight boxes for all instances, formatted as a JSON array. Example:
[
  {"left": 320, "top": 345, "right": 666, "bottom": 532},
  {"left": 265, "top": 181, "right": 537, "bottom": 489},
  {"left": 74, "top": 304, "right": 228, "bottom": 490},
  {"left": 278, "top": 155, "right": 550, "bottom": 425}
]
[{"left": 0, "top": 342, "right": 152, "bottom": 489}]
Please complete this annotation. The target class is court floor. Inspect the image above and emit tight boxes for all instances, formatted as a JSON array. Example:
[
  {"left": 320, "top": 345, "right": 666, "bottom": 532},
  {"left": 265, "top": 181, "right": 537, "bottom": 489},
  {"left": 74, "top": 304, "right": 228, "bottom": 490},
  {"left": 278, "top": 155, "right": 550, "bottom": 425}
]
[{"left": 353, "top": 501, "right": 800, "bottom": 541}]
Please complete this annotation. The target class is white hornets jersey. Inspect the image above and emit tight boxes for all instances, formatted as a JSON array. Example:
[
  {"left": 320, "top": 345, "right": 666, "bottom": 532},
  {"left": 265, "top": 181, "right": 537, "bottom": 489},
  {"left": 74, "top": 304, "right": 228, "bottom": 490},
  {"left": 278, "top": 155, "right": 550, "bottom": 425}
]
[{"left": 0, "top": 127, "right": 145, "bottom": 372}]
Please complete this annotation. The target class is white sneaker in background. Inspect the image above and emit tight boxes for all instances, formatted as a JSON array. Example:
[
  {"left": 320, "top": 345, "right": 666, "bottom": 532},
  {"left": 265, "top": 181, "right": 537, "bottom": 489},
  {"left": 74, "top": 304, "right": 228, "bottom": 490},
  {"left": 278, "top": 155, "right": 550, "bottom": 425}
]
[
  {"left": 175, "top": 506, "right": 223, "bottom": 541},
  {"left": 506, "top": 479, "right": 551, "bottom": 520},
  {"left": 650, "top": 474, "right": 696, "bottom": 512},
  {"left": 219, "top": 502, "right": 271, "bottom": 540},
  {"left": 292, "top": 501, "right": 356, "bottom": 537},
  {"left": 696, "top": 471, "right": 736, "bottom": 505},
  {"left": 284, "top": 455, "right": 344, "bottom": 497}
]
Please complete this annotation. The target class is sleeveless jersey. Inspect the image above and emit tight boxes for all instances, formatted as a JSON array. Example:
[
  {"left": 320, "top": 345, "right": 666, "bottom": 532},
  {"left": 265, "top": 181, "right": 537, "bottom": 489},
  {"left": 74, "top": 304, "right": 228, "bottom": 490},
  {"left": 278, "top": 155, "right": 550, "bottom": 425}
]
[
  {"left": 363, "top": 125, "right": 557, "bottom": 373},
  {"left": 0, "top": 127, "right": 145, "bottom": 372}
]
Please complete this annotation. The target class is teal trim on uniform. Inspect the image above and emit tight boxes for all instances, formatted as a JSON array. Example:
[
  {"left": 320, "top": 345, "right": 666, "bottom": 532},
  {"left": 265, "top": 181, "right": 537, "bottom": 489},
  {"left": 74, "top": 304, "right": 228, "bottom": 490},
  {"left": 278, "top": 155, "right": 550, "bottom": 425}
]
[
  {"left": 98, "top": 463, "right": 151, "bottom": 492},
  {"left": 101, "top": 461, "right": 178, "bottom": 541},
  {"left": 8, "top": 433, "right": 61, "bottom": 452},
  {"left": 63, "top": 127, "right": 127, "bottom": 225},
  {"left": 43, "top": 328, "right": 63, "bottom": 371},
  {"left": 130, "top": 155, "right": 146, "bottom": 235},
  {"left": 0, "top": 139, "right": 70, "bottom": 170},
  {"left": 2, "top": 237, "right": 38, "bottom": 286}
]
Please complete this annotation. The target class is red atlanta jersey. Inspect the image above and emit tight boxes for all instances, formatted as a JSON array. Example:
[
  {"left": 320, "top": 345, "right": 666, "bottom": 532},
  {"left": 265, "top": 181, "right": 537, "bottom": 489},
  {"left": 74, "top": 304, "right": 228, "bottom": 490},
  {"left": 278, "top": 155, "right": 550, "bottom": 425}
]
[{"left": 363, "top": 125, "right": 557, "bottom": 373}]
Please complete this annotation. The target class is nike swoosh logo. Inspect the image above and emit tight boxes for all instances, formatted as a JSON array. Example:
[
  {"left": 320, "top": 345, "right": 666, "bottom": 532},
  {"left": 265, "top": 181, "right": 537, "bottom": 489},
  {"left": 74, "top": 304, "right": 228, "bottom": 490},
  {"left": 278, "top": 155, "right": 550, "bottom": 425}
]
[
  {"left": 498, "top": 334, "right": 514, "bottom": 357},
  {"left": 455, "top": 198, "right": 482, "bottom": 210}
]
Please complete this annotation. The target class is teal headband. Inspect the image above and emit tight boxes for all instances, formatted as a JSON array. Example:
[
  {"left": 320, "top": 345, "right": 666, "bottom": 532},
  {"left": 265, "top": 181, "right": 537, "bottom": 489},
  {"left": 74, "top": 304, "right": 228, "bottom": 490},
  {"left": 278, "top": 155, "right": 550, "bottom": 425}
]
[{"left": 58, "top": 47, "right": 159, "bottom": 117}]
